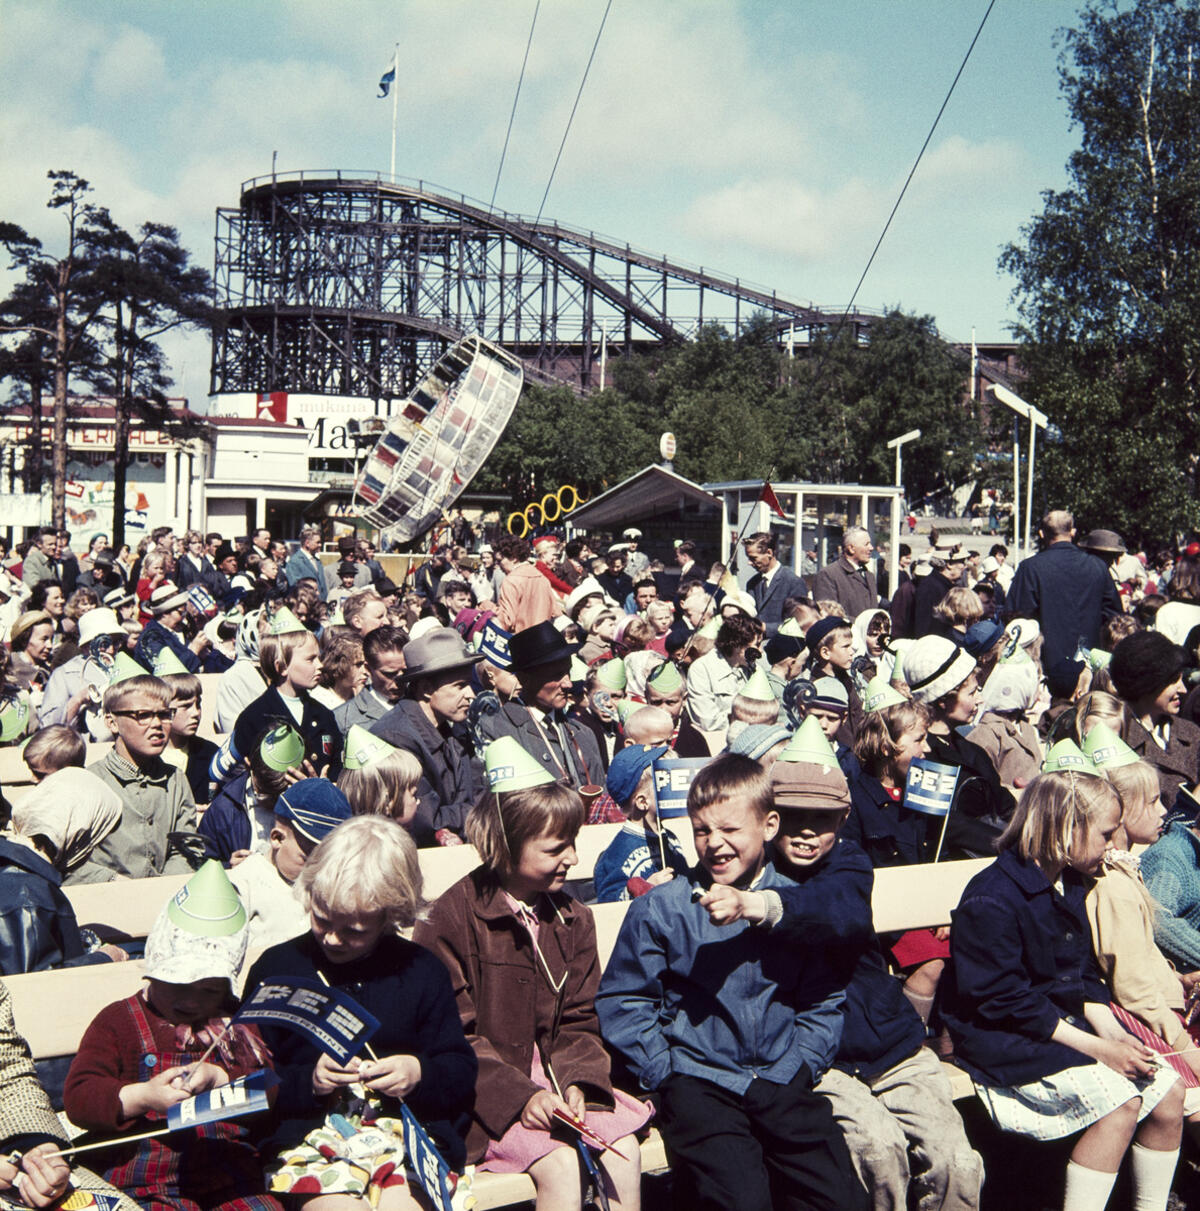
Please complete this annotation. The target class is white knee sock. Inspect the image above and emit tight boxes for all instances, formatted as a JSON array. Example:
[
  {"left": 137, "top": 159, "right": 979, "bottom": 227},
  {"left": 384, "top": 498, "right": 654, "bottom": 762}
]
[
  {"left": 1062, "top": 1161, "right": 1116, "bottom": 1211},
  {"left": 1130, "top": 1142, "right": 1180, "bottom": 1211}
]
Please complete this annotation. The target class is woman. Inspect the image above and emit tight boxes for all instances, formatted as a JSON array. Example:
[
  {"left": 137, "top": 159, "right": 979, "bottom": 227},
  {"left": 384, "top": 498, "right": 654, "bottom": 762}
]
[
  {"left": 8, "top": 613, "right": 54, "bottom": 694},
  {"left": 685, "top": 613, "right": 758, "bottom": 733},
  {"left": 309, "top": 633, "right": 367, "bottom": 710},
  {"left": 78, "top": 534, "right": 108, "bottom": 578},
  {"left": 469, "top": 547, "right": 502, "bottom": 605},
  {"left": 26, "top": 584, "right": 65, "bottom": 645}
]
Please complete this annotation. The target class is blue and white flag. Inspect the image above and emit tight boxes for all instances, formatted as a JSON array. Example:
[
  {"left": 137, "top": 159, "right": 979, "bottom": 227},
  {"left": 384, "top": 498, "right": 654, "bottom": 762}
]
[
  {"left": 167, "top": 1069, "right": 277, "bottom": 1131},
  {"left": 237, "top": 977, "right": 380, "bottom": 1065},
  {"left": 401, "top": 1104, "right": 455, "bottom": 1211},
  {"left": 903, "top": 758, "right": 960, "bottom": 817},
  {"left": 378, "top": 54, "right": 396, "bottom": 97},
  {"left": 652, "top": 756, "right": 709, "bottom": 818}
]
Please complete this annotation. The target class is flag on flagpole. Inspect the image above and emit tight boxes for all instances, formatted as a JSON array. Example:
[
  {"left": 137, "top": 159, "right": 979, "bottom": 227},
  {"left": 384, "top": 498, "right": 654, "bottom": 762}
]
[
  {"left": 758, "top": 482, "right": 786, "bottom": 518},
  {"left": 378, "top": 53, "right": 397, "bottom": 97}
]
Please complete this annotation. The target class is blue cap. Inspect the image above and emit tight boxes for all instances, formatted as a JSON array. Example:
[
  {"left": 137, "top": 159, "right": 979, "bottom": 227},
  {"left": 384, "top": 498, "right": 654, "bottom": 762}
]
[
  {"left": 729, "top": 723, "right": 793, "bottom": 761},
  {"left": 963, "top": 618, "right": 1004, "bottom": 657},
  {"left": 274, "top": 779, "right": 353, "bottom": 844},
  {"left": 605, "top": 744, "right": 669, "bottom": 806}
]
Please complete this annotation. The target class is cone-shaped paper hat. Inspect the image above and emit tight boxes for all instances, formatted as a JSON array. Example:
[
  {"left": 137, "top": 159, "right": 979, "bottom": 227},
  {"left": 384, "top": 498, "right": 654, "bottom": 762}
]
[
  {"left": 646, "top": 660, "right": 684, "bottom": 695},
  {"left": 615, "top": 697, "right": 639, "bottom": 725},
  {"left": 696, "top": 617, "right": 721, "bottom": 641},
  {"left": 108, "top": 651, "right": 148, "bottom": 686},
  {"left": 569, "top": 654, "right": 589, "bottom": 684},
  {"left": 166, "top": 859, "right": 247, "bottom": 937},
  {"left": 1041, "top": 739, "right": 1097, "bottom": 775},
  {"left": 326, "top": 607, "right": 345, "bottom": 627},
  {"left": 741, "top": 664, "right": 777, "bottom": 703},
  {"left": 863, "top": 675, "right": 906, "bottom": 714},
  {"left": 267, "top": 606, "right": 307, "bottom": 636},
  {"left": 1081, "top": 721, "right": 1139, "bottom": 769},
  {"left": 152, "top": 647, "right": 190, "bottom": 678},
  {"left": 0, "top": 698, "right": 30, "bottom": 743},
  {"left": 595, "top": 658, "right": 627, "bottom": 692},
  {"left": 777, "top": 714, "right": 839, "bottom": 771},
  {"left": 1088, "top": 648, "right": 1112, "bottom": 671},
  {"left": 484, "top": 736, "right": 555, "bottom": 793},
  {"left": 260, "top": 724, "right": 305, "bottom": 771},
  {"left": 343, "top": 724, "right": 399, "bottom": 771},
  {"left": 778, "top": 617, "right": 805, "bottom": 639}
]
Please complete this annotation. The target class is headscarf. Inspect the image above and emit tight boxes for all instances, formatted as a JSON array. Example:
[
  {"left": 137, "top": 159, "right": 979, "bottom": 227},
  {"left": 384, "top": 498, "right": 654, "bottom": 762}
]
[
  {"left": 11, "top": 767, "right": 123, "bottom": 873},
  {"left": 979, "top": 661, "right": 1041, "bottom": 716}
]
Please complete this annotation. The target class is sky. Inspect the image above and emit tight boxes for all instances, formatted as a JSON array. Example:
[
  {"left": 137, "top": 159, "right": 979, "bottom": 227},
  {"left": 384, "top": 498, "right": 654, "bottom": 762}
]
[{"left": 0, "top": 0, "right": 1085, "bottom": 411}]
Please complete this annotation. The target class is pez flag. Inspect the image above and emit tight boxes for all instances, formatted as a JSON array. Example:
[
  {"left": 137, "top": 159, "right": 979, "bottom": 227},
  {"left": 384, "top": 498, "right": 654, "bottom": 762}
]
[
  {"left": 652, "top": 756, "right": 710, "bottom": 818},
  {"left": 166, "top": 1069, "right": 277, "bottom": 1131},
  {"left": 903, "top": 759, "right": 960, "bottom": 817},
  {"left": 401, "top": 1104, "right": 455, "bottom": 1211},
  {"left": 237, "top": 977, "right": 379, "bottom": 1064}
]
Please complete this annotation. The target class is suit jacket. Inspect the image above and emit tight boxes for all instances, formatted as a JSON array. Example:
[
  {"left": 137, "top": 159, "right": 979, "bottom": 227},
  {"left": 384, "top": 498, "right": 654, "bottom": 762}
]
[
  {"left": 811, "top": 557, "right": 877, "bottom": 619},
  {"left": 284, "top": 548, "right": 328, "bottom": 600},
  {"left": 747, "top": 563, "right": 808, "bottom": 636},
  {"left": 333, "top": 685, "right": 395, "bottom": 735},
  {"left": 474, "top": 697, "right": 604, "bottom": 789}
]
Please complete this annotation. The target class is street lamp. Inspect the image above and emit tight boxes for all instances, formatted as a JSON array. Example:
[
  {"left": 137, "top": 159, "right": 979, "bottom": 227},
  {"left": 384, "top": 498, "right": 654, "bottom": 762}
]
[
  {"left": 990, "top": 384, "right": 1048, "bottom": 563},
  {"left": 886, "top": 429, "right": 921, "bottom": 597},
  {"left": 887, "top": 429, "right": 922, "bottom": 492}
]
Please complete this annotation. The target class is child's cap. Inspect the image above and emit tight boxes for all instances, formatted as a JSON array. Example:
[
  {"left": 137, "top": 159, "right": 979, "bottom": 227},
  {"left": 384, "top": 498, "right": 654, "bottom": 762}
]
[
  {"left": 778, "top": 617, "right": 805, "bottom": 639},
  {"left": 808, "top": 677, "right": 848, "bottom": 713},
  {"left": 741, "top": 664, "right": 777, "bottom": 703},
  {"left": 108, "top": 651, "right": 149, "bottom": 686},
  {"left": 274, "top": 778, "right": 353, "bottom": 843},
  {"left": 615, "top": 698, "right": 639, "bottom": 725},
  {"left": 963, "top": 619, "right": 1004, "bottom": 657},
  {"left": 776, "top": 715, "right": 840, "bottom": 772},
  {"left": 144, "top": 859, "right": 248, "bottom": 987},
  {"left": 484, "top": 735, "right": 555, "bottom": 793},
  {"left": 606, "top": 744, "right": 669, "bottom": 805},
  {"left": 770, "top": 756, "right": 851, "bottom": 811},
  {"left": 569, "top": 654, "right": 589, "bottom": 685},
  {"left": 1088, "top": 647, "right": 1113, "bottom": 671},
  {"left": 863, "top": 675, "right": 906, "bottom": 714},
  {"left": 478, "top": 618, "right": 512, "bottom": 669},
  {"left": 805, "top": 616, "right": 850, "bottom": 654},
  {"left": 696, "top": 616, "right": 721, "bottom": 641},
  {"left": 646, "top": 660, "right": 684, "bottom": 695},
  {"left": 595, "top": 658, "right": 627, "bottom": 693},
  {"left": 152, "top": 647, "right": 190, "bottom": 678},
  {"left": 728, "top": 723, "right": 793, "bottom": 761},
  {"left": 1081, "top": 721, "right": 1139, "bottom": 770},
  {"left": 0, "top": 698, "right": 30, "bottom": 744},
  {"left": 1041, "top": 738, "right": 1098, "bottom": 775},
  {"left": 266, "top": 606, "right": 308, "bottom": 636},
  {"left": 342, "top": 724, "right": 399, "bottom": 771},
  {"left": 259, "top": 724, "right": 305, "bottom": 771}
]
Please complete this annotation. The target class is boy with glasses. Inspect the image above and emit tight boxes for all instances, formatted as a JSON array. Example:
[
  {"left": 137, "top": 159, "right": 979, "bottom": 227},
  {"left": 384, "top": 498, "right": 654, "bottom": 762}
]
[{"left": 81, "top": 674, "right": 201, "bottom": 882}]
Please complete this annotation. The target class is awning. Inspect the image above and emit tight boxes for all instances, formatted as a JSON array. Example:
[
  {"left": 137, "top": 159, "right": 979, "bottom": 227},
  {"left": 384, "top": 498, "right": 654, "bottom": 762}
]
[{"left": 566, "top": 465, "right": 719, "bottom": 530}]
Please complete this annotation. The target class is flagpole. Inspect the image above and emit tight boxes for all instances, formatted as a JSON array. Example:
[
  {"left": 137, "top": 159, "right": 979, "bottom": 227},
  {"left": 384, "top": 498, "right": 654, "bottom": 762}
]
[{"left": 390, "top": 42, "right": 399, "bottom": 180}]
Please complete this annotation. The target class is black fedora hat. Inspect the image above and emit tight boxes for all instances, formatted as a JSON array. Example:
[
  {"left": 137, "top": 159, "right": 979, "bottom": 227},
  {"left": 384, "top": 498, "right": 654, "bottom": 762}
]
[{"left": 509, "top": 619, "right": 580, "bottom": 671}]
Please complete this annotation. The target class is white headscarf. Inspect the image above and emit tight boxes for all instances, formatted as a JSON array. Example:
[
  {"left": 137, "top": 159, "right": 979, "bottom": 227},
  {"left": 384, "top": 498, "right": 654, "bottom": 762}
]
[
  {"left": 979, "top": 661, "right": 1041, "bottom": 716},
  {"left": 11, "top": 767, "right": 123, "bottom": 873}
]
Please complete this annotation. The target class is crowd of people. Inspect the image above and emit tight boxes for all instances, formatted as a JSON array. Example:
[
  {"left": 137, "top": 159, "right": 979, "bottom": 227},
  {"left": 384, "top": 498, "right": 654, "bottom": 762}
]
[{"left": 3, "top": 507, "right": 1200, "bottom": 1209}]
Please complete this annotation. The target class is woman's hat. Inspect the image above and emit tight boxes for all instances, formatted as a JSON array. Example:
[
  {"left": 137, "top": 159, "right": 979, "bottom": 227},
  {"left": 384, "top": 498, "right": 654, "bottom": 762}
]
[
  {"left": 508, "top": 620, "right": 580, "bottom": 671},
  {"left": 147, "top": 583, "right": 189, "bottom": 615},
  {"left": 901, "top": 635, "right": 976, "bottom": 705},
  {"left": 103, "top": 587, "right": 136, "bottom": 612},
  {"left": 77, "top": 607, "right": 123, "bottom": 647},
  {"left": 566, "top": 577, "right": 608, "bottom": 618},
  {"left": 401, "top": 626, "right": 484, "bottom": 681},
  {"left": 9, "top": 610, "right": 52, "bottom": 649}
]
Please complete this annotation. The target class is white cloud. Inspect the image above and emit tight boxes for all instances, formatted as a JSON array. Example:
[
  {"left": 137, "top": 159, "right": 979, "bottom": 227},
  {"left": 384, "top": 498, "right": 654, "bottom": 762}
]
[{"left": 92, "top": 25, "right": 167, "bottom": 100}]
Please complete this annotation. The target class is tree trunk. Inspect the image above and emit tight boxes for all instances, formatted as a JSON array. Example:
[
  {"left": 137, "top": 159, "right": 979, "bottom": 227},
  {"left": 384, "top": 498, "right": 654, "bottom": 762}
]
[
  {"left": 113, "top": 309, "right": 132, "bottom": 550},
  {"left": 51, "top": 262, "right": 69, "bottom": 530},
  {"left": 25, "top": 373, "right": 44, "bottom": 496}
]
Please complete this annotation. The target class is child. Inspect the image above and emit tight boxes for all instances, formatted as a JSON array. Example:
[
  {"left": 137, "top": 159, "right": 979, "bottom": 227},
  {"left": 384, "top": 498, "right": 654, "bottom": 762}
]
[
  {"left": 944, "top": 770, "right": 1185, "bottom": 1211},
  {"left": 414, "top": 739, "right": 648, "bottom": 1208},
  {"left": 82, "top": 674, "right": 202, "bottom": 883},
  {"left": 596, "top": 752, "right": 866, "bottom": 1211},
  {"left": 230, "top": 777, "right": 353, "bottom": 953},
  {"left": 804, "top": 616, "right": 865, "bottom": 745},
  {"left": 644, "top": 659, "right": 709, "bottom": 758},
  {"left": 245, "top": 816, "right": 476, "bottom": 1208},
  {"left": 200, "top": 725, "right": 294, "bottom": 865},
  {"left": 968, "top": 659, "right": 1044, "bottom": 791},
  {"left": 160, "top": 668, "right": 220, "bottom": 806},
  {"left": 220, "top": 608, "right": 343, "bottom": 784},
  {"left": 594, "top": 743, "right": 689, "bottom": 901},
  {"left": 790, "top": 676, "right": 861, "bottom": 781},
  {"left": 728, "top": 664, "right": 781, "bottom": 730},
  {"left": 335, "top": 724, "right": 421, "bottom": 826},
  {"left": 22, "top": 724, "right": 86, "bottom": 781},
  {"left": 63, "top": 862, "right": 282, "bottom": 1211}
]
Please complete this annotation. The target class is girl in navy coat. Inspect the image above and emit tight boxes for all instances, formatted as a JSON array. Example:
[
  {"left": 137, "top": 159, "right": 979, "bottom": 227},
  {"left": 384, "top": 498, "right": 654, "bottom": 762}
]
[{"left": 945, "top": 770, "right": 1184, "bottom": 1211}]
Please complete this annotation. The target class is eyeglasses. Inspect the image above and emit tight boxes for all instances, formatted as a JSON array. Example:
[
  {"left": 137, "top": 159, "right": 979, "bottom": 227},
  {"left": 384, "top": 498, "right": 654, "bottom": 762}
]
[{"left": 112, "top": 709, "right": 173, "bottom": 724}]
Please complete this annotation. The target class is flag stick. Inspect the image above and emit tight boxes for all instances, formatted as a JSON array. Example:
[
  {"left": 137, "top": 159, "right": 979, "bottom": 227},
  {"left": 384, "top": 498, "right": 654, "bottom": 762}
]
[
  {"left": 43, "top": 1126, "right": 172, "bottom": 1160},
  {"left": 314, "top": 970, "right": 380, "bottom": 1062},
  {"left": 390, "top": 42, "right": 399, "bottom": 179},
  {"left": 656, "top": 824, "right": 666, "bottom": 876},
  {"left": 933, "top": 809, "right": 951, "bottom": 863}
]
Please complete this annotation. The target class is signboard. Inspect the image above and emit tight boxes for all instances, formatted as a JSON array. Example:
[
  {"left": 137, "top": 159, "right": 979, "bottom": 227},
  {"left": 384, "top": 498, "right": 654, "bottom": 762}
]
[
  {"left": 659, "top": 432, "right": 677, "bottom": 460},
  {"left": 903, "top": 759, "right": 960, "bottom": 817},
  {"left": 652, "top": 756, "right": 710, "bottom": 819},
  {"left": 210, "top": 393, "right": 400, "bottom": 457},
  {"left": 166, "top": 1069, "right": 276, "bottom": 1130},
  {"left": 236, "top": 977, "right": 380, "bottom": 1064}
]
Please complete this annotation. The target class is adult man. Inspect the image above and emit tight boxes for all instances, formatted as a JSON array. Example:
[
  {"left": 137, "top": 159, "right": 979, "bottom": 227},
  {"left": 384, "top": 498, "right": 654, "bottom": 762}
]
[
  {"left": 21, "top": 529, "right": 56, "bottom": 589},
  {"left": 496, "top": 534, "right": 561, "bottom": 632},
  {"left": 623, "top": 528, "right": 650, "bottom": 578},
  {"left": 252, "top": 528, "right": 271, "bottom": 557},
  {"left": 1005, "top": 509, "right": 1122, "bottom": 669},
  {"left": 912, "top": 548, "right": 966, "bottom": 639},
  {"left": 285, "top": 526, "right": 327, "bottom": 600},
  {"left": 414, "top": 546, "right": 449, "bottom": 602},
  {"left": 342, "top": 587, "right": 389, "bottom": 637},
  {"left": 474, "top": 619, "right": 603, "bottom": 789},
  {"left": 597, "top": 548, "right": 634, "bottom": 605},
  {"left": 741, "top": 532, "right": 807, "bottom": 638},
  {"left": 674, "top": 540, "right": 697, "bottom": 582},
  {"left": 55, "top": 530, "right": 80, "bottom": 594},
  {"left": 369, "top": 627, "right": 484, "bottom": 845},
  {"left": 334, "top": 625, "right": 406, "bottom": 734},
  {"left": 630, "top": 577, "right": 658, "bottom": 616},
  {"left": 324, "top": 535, "right": 371, "bottom": 597},
  {"left": 812, "top": 527, "right": 877, "bottom": 619},
  {"left": 667, "top": 579, "right": 713, "bottom": 652},
  {"left": 134, "top": 583, "right": 212, "bottom": 672}
]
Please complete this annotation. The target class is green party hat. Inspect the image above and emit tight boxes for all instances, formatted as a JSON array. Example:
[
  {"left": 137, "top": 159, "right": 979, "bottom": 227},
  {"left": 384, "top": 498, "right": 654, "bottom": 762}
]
[
  {"left": 778, "top": 617, "right": 805, "bottom": 639},
  {"left": 570, "top": 654, "right": 589, "bottom": 683},
  {"left": 484, "top": 736, "right": 555, "bottom": 792},
  {"left": 343, "top": 724, "right": 399, "bottom": 771},
  {"left": 1041, "top": 738, "right": 1097, "bottom": 775},
  {"left": 152, "top": 647, "right": 190, "bottom": 678},
  {"left": 260, "top": 724, "right": 305, "bottom": 772},
  {"left": 741, "top": 664, "right": 777, "bottom": 702},
  {"left": 0, "top": 698, "right": 30, "bottom": 743},
  {"left": 1088, "top": 648, "right": 1112, "bottom": 671},
  {"left": 108, "top": 651, "right": 148, "bottom": 686},
  {"left": 327, "top": 607, "right": 345, "bottom": 626},
  {"left": 615, "top": 698, "right": 639, "bottom": 724},
  {"left": 863, "top": 675, "right": 906, "bottom": 714},
  {"left": 646, "top": 660, "right": 684, "bottom": 695},
  {"left": 166, "top": 859, "right": 247, "bottom": 937},
  {"left": 266, "top": 606, "right": 307, "bottom": 636},
  {"left": 595, "top": 658, "right": 627, "bottom": 692},
  {"left": 777, "top": 715, "right": 839, "bottom": 772},
  {"left": 1081, "top": 721, "right": 1138, "bottom": 769},
  {"left": 696, "top": 616, "right": 721, "bottom": 641}
]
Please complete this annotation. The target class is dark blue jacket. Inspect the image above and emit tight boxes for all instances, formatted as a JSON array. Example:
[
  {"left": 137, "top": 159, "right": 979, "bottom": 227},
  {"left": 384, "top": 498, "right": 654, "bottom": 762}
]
[
  {"left": 836, "top": 949, "right": 927, "bottom": 1080},
  {"left": 924, "top": 729, "right": 1015, "bottom": 859},
  {"left": 845, "top": 771, "right": 929, "bottom": 868},
  {"left": 229, "top": 686, "right": 343, "bottom": 781},
  {"left": 1005, "top": 542, "right": 1122, "bottom": 669},
  {"left": 182, "top": 737, "right": 218, "bottom": 806},
  {"left": 199, "top": 768, "right": 254, "bottom": 864},
  {"left": 245, "top": 931, "right": 477, "bottom": 1170},
  {"left": 943, "top": 848, "right": 1110, "bottom": 1086}
]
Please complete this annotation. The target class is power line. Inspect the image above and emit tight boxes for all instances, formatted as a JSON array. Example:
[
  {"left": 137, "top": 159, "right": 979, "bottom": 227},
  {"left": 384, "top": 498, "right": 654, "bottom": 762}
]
[
  {"left": 534, "top": 0, "right": 612, "bottom": 226},
  {"left": 491, "top": 0, "right": 540, "bottom": 210}
]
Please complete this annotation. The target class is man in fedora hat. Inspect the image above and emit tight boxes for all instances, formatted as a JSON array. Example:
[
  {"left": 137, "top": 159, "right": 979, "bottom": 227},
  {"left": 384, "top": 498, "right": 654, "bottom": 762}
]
[
  {"left": 473, "top": 620, "right": 603, "bottom": 790},
  {"left": 369, "top": 626, "right": 485, "bottom": 846},
  {"left": 1006, "top": 509, "right": 1122, "bottom": 669},
  {"left": 133, "top": 583, "right": 211, "bottom": 674}
]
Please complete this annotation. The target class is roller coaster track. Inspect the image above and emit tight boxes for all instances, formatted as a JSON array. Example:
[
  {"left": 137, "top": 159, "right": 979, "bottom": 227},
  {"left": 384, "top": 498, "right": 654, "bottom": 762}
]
[{"left": 210, "top": 170, "right": 879, "bottom": 399}]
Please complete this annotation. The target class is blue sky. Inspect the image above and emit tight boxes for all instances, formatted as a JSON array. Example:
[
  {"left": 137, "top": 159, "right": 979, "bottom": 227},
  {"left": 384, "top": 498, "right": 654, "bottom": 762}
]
[{"left": 0, "top": 0, "right": 1084, "bottom": 408}]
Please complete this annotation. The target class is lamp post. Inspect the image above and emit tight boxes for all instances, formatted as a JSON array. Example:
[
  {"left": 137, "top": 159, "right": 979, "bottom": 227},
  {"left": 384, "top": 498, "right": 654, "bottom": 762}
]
[
  {"left": 989, "top": 384, "right": 1048, "bottom": 563},
  {"left": 886, "top": 429, "right": 921, "bottom": 598}
]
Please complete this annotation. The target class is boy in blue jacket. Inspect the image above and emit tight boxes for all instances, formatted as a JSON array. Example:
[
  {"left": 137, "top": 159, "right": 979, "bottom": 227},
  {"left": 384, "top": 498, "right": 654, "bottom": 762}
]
[{"left": 595, "top": 751, "right": 867, "bottom": 1211}]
